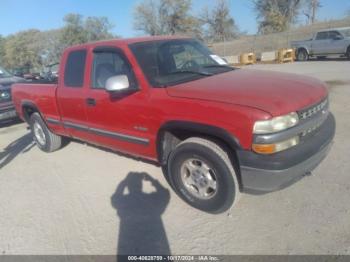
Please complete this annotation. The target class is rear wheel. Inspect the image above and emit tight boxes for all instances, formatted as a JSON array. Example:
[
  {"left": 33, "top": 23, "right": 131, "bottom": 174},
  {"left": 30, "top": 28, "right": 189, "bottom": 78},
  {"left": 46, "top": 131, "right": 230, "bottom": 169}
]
[
  {"left": 297, "top": 49, "right": 309, "bottom": 61},
  {"left": 167, "top": 137, "right": 240, "bottom": 214},
  {"left": 346, "top": 47, "right": 350, "bottom": 60},
  {"left": 30, "top": 112, "right": 62, "bottom": 152}
]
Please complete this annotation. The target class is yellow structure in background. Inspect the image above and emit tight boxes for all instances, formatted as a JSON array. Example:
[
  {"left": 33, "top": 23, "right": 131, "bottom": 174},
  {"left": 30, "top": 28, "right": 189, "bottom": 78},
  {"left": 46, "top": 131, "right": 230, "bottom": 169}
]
[
  {"left": 223, "top": 48, "right": 297, "bottom": 66},
  {"left": 277, "top": 49, "right": 295, "bottom": 63},
  {"left": 240, "top": 53, "right": 256, "bottom": 65}
]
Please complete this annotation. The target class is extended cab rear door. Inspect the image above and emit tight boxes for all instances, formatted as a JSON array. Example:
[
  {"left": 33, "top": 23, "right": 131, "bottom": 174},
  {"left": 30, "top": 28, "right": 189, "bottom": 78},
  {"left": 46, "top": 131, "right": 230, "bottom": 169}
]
[{"left": 56, "top": 48, "right": 91, "bottom": 140}]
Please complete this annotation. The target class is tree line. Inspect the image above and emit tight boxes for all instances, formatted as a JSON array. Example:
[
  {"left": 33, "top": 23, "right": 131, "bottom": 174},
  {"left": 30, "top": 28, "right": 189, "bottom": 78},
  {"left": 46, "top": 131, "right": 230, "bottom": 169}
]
[
  {"left": 133, "top": 0, "right": 239, "bottom": 42},
  {"left": 253, "top": 0, "right": 323, "bottom": 34},
  {"left": 0, "top": 0, "right": 330, "bottom": 72},
  {"left": 133, "top": 0, "right": 325, "bottom": 38},
  {"left": 0, "top": 14, "right": 115, "bottom": 72}
]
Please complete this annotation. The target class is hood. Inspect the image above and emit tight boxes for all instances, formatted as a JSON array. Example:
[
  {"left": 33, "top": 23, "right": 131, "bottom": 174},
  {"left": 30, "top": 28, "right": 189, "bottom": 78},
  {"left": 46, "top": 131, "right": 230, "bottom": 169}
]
[{"left": 166, "top": 69, "right": 328, "bottom": 116}]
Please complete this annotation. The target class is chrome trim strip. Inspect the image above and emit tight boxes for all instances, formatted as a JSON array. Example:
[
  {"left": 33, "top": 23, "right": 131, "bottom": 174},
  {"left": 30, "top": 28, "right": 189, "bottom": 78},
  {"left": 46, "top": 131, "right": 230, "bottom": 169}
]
[
  {"left": 46, "top": 118, "right": 61, "bottom": 125},
  {"left": 63, "top": 121, "right": 89, "bottom": 131},
  {"left": 254, "top": 111, "right": 329, "bottom": 144},
  {"left": 62, "top": 121, "right": 149, "bottom": 145},
  {"left": 90, "top": 127, "right": 149, "bottom": 145}
]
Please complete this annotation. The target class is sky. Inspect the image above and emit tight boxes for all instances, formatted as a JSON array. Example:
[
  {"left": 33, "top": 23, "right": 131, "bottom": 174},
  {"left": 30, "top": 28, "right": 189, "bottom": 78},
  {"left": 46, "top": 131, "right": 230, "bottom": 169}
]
[{"left": 0, "top": 0, "right": 349, "bottom": 37}]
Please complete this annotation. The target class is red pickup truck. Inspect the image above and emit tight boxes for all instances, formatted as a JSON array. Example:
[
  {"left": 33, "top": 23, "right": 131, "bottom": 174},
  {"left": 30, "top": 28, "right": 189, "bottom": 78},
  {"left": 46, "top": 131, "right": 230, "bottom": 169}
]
[{"left": 12, "top": 36, "right": 335, "bottom": 213}]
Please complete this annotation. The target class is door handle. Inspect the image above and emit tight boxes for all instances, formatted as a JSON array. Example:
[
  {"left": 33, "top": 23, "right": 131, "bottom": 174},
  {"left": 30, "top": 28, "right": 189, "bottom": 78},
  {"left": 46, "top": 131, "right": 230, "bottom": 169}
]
[{"left": 86, "top": 98, "right": 96, "bottom": 106}]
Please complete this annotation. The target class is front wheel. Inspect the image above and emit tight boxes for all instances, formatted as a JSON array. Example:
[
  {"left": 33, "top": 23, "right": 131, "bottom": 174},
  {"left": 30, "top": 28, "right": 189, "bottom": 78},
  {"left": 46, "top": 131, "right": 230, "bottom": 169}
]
[
  {"left": 30, "top": 112, "right": 62, "bottom": 152},
  {"left": 346, "top": 47, "right": 350, "bottom": 60},
  {"left": 167, "top": 137, "right": 240, "bottom": 214},
  {"left": 297, "top": 49, "right": 309, "bottom": 61}
]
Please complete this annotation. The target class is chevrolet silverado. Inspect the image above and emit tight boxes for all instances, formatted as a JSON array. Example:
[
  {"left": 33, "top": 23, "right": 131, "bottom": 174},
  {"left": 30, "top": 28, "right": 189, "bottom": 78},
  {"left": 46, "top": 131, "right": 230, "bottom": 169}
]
[{"left": 12, "top": 36, "right": 336, "bottom": 213}]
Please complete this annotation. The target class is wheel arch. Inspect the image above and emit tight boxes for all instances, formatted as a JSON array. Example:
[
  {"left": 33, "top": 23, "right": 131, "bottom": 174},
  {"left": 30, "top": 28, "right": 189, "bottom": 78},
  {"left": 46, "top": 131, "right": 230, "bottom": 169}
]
[
  {"left": 346, "top": 45, "right": 350, "bottom": 54},
  {"left": 297, "top": 47, "right": 309, "bottom": 55},
  {"left": 21, "top": 101, "right": 41, "bottom": 123},
  {"left": 156, "top": 121, "right": 242, "bottom": 164}
]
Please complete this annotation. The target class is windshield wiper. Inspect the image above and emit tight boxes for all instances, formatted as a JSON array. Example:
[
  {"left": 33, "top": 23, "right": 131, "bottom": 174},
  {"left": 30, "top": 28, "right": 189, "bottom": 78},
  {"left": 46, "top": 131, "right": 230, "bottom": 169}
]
[
  {"left": 203, "top": 64, "right": 234, "bottom": 70},
  {"left": 168, "top": 70, "right": 213, "bottom": 76}
]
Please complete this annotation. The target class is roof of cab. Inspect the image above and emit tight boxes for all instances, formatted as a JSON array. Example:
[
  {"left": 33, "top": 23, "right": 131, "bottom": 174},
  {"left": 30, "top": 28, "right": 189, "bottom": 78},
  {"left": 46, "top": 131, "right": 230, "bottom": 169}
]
[
  {"left": 65, "top": 35, "right": 192, "bottom": 51},
  {"left": 318, "top": 27, "right": 350, "bottom": 33}
]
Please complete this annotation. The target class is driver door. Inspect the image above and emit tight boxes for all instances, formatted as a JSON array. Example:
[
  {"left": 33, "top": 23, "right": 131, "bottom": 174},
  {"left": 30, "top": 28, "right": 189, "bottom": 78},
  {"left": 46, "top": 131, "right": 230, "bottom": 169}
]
[
  {"left": 84, "top": 46, "right": 151, "bottom": 156},
  {"left": 312, "top": 31, "right": 330, "bottom": 55},
  {"left": 328, "top": 31, "right": 346, "bottom": 54}
]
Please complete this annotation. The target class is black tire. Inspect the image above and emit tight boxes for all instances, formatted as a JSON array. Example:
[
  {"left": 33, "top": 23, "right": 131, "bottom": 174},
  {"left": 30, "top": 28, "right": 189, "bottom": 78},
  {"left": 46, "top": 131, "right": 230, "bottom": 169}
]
[
  {"left": 346, "top": 47, "right": 350, "bottom": 60},
  {"left": 30, "top": 112, "right": 62, "bottom": 152},
  {"left": 167, "top": 137, "right": 240, "bottom": 214},
  {"left": 297, "top": 49, "right": 309, "bottom": 61}
]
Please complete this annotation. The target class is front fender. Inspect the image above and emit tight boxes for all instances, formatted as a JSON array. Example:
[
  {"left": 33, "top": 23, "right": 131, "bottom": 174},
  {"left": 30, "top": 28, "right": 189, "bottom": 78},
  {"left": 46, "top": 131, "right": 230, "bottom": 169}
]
[{"left": 156, "top": 120, "right": 242, "bottom": 164}]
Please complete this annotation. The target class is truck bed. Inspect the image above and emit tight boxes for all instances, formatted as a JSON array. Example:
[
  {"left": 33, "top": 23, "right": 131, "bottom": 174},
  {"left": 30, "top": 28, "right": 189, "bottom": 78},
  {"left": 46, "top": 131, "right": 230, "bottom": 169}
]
[
  {"left": 291, "top": 39, "right": 312, "bottom": 47},
  {"left": 12, "top": 82, "right": 61, "bottom": 123}
]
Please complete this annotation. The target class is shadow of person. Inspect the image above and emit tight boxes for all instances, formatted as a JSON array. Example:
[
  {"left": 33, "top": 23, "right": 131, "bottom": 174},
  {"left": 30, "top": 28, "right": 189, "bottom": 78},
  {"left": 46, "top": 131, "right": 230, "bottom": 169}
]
[
  {"left": 111, "top": 172, "right": 171, "bottom": 255},
  {"left": 0, "top": 133, "right": 35, "bottom": 170}
]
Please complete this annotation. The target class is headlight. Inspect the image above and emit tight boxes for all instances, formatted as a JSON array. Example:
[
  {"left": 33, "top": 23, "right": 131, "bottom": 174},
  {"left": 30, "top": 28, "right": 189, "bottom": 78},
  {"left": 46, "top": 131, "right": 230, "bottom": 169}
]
[
  {"left": 253, "top": 112, "right": 299, "bottom": 134},
  {"left": 0, "top": 91, "right": 11, "bottom": 100},
  {"left": 252, "top": 136, "right": 300, "bottom": 155}
]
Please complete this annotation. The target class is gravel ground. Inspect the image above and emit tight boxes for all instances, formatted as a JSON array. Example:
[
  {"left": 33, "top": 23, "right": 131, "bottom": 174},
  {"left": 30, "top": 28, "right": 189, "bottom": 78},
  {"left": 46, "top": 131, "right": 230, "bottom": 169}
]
[{"left": 0, "top": 61, "right": 349, "bottom": 255}]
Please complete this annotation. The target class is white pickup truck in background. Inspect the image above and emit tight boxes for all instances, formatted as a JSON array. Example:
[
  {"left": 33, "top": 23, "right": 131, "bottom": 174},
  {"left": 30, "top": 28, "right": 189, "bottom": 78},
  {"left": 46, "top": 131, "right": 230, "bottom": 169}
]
[{"left": 291, "top": 27, "right": 350, "bottom": 61}]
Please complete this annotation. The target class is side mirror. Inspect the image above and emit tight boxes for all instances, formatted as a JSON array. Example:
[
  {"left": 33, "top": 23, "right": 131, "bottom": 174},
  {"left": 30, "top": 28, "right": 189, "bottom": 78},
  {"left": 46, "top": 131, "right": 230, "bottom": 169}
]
[
  {"left": 334, "top": 35, "right": 343, "bottom": 40},
  {"left": 105, "top": 75, "right": 130, "bottom": 92}
]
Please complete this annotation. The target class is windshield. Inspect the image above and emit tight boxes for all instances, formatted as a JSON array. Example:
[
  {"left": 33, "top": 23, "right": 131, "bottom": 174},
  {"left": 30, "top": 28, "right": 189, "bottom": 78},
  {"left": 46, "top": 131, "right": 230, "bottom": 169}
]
[
  {"left": 129, "top": 39, "right": 233, "bottom": 87},
  {"left": 0, "top": 66, "right": 13, "bottom": 78},
  {"left": 339, "top": 29, "right": 350, "bottom": 38}
]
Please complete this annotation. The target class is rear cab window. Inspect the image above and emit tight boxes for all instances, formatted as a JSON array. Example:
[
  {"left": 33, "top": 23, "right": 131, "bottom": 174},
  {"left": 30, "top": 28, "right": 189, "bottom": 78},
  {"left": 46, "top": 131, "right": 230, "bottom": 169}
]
[{"left": 64, "top": 50, "right": 87, "bottom": 88}]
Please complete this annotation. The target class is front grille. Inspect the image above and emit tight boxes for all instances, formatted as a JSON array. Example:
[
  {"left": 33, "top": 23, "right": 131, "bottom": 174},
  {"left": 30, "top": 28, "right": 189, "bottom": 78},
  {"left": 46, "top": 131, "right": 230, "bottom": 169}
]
[
  {"left": 298, "top": 98, "right": 328, "bottom": 121},
  {"left": 0, "top": 106, "right": 15, "bottom": 114},
  {"left": 0, "top": 89, "right": 12, "bottom": 103},
  {"left": 298, "top": 97, "right": 329, "bottom": 140}
]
